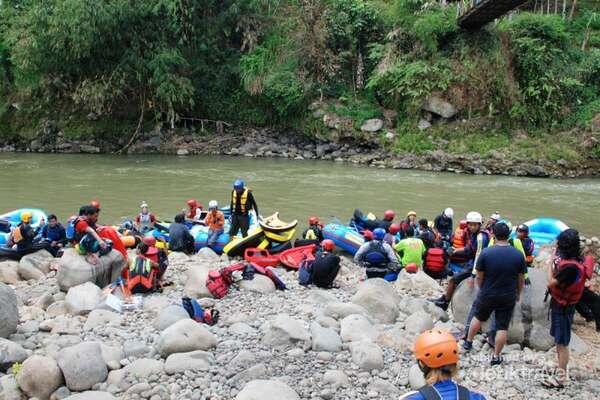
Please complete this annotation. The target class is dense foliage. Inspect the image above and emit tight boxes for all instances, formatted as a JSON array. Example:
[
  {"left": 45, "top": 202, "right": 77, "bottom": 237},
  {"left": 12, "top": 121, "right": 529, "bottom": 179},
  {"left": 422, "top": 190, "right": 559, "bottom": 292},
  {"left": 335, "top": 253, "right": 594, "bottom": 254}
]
[{"left": 0, "top": 0, "right": 599, "bottom": 151}]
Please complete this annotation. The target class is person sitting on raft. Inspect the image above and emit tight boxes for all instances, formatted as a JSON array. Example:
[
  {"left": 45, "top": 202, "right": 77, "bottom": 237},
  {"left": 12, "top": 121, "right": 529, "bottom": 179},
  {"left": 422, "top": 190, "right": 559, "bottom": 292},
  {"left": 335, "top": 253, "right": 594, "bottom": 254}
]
[
  {"left": 169, "top": 213, "right": 195, "bottom": 254},
  {"left": 204, "top": 200, "right": 225, "bottom": 248},
  {"left": 300, "top": 239, "right": 341, "bottom": 289},
  {"left": 399, "top": 329, "right": 486, "bottom": 400},
  {"left": 303, "top": 216, "right": 324, "bottom": 242},
  {"left": 417, "top": 219, "right": 436, "bottom": 249},
  {"left": 41, "top": 214, "right": 66, "bottom": 257},
  {"left": 9, "top": 211, "right": 36, "bottom": 252},
  {"left": 229, "top": 179, "right": 259, "bottom": 238},
  {"left": 185, "top": 199, "right": 204, "bottom": 223},
  {"left": 73, "top": 205, "right": 109, "bottom": 264},
  {"left": 135, "top": 201, "right": 156, "bottom": 234},
  {"left": 434, "top": 208, "right": 454, "bottom": 246},
  {"left": 354, "top": 228, "right": 399, "bottom": 279}
]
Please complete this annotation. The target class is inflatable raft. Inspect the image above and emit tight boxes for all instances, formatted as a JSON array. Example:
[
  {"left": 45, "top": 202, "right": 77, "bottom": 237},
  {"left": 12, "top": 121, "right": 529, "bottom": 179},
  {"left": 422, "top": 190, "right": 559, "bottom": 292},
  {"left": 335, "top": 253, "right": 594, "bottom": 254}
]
[
  {"left": 521, "top": 217, "right": 569, "bottom": 255},
  {"left": 259, "top": 213, "right": 298, "bottom": 234},
  {"left": 0, "top": 208, "right": 48, "bottom": 247},
  {"left": 279, "top": 244, "right": 316, "bottom": 269},
  {"left": 323, "top": 221, "right": 364, "bottom": 255}
]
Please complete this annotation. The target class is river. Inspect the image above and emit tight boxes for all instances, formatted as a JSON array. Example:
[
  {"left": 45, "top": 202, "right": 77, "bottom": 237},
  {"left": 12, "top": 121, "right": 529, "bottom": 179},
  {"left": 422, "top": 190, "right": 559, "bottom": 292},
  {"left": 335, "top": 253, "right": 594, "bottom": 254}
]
[{"left": 1, "top": 153, "right": 599, "bottom": 235}]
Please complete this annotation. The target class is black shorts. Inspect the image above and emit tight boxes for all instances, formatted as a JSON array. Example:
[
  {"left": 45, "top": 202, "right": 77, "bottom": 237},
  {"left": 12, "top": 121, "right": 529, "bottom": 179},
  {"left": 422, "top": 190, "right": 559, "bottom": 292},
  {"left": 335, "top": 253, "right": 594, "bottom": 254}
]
[
  {"left": 473, "top": 294, "right": 516, "bottom": 331},
  {"left": 451, "top": 270, "right": 472, "bottom": 285}
]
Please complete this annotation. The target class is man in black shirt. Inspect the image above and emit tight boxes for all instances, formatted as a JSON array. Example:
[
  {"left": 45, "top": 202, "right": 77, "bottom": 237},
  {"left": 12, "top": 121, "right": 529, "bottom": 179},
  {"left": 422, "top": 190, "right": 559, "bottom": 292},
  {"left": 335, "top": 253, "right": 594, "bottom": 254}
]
[
  {"left": 463, "top": 223, "right": 526, "bottom": 366},
  {"left": 229, "top": 179, "right": 259, "bottom": 238},
  {"left": 169, "top": 213, "right": 195, "bottom": 254},
  {"left": 311, "top": 239, "right": 341, "bottom": 288}
]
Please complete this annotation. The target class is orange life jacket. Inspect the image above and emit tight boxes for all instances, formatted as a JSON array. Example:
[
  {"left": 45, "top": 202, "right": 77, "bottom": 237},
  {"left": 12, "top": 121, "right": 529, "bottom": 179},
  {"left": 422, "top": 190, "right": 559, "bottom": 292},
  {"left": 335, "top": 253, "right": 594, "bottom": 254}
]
[{"left": 452, "top": 227, "right": 467, "bottom": 249}]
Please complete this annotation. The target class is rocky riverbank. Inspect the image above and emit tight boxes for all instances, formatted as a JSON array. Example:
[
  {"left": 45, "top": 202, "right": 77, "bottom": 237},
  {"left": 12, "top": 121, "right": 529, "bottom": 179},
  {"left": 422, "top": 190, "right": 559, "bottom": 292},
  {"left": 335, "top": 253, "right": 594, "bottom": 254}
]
[
  {"left": 1, "top": 122, "right": 599, "bottom": 178},
  {"left": 1, "top": 240, "right": 600, "bottom": 400}
]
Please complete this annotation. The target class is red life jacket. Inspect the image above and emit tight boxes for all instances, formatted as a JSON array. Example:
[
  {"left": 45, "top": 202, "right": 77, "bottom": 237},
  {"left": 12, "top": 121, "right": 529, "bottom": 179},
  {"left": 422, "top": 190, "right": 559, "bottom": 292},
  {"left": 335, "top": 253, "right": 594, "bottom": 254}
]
[
  {"left": 549, "top": 256, "right": 595, "bottom": 306},
  {"left": 424, "top": 248, "right": 446, "bottom": 272},
  {"left": 205, "top": 263, "right": 246, "bottom": 299},
  {"left": 124, "top": 256, "right": 158, "bottom": 294}
]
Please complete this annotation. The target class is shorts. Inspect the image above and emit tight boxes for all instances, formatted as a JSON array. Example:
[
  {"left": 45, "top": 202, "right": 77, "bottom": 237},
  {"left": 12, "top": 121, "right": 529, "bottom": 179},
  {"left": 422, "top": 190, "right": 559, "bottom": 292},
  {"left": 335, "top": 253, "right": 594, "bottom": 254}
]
[
  {"left": 451, "top": 269, "right": 472, "bottom": 286},
  {"left": 550, "top": 303, "right": 575, "bottom": 346},
  {"left": 473, "top": 294, "right": 516, "bottom": 331},
  {"left": 424, "top": 269, "right": 448, "bottom": 280}
]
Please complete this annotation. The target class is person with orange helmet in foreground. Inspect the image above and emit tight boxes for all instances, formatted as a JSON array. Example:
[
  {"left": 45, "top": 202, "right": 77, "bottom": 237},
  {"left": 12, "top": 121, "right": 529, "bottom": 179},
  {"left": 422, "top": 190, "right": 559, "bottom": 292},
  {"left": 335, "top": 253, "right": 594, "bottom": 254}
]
[{"left": 399, "top": 330, "right": 486, "bottom": 400}]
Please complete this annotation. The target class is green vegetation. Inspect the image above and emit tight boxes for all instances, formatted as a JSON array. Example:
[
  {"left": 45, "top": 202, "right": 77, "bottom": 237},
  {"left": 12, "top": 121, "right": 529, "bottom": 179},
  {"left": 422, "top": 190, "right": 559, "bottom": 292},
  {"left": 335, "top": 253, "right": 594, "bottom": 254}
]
[{"left": 0, "top": 0, "right": 599, "bottom": 162}]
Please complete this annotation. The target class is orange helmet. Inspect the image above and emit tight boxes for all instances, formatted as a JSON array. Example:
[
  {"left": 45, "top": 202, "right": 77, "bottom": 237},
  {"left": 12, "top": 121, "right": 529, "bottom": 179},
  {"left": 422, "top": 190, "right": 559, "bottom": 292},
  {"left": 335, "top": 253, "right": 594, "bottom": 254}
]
[
  {"left": 389, "top": 223, "right": 401, "bottom": 235},
  {"left": 308, "top": 216, "right": 320, "bottom": 226},
  {"left": 383, "top": 210, "right": 395, "bottom": 221},
  {"left": 405, "top": 263, "right": 418, "bottom": 274},
  {"left": 321, "top": 239, "right": 335, "bottom": 252},
  {"left": 414, "top": 329, "right": 459, "bottom": 369},
  {"left": 90, "top": 200, "right": 101, "bottom": 210},
  {"left": 187, "top": 199, "right": 197, "bottom": 208}
]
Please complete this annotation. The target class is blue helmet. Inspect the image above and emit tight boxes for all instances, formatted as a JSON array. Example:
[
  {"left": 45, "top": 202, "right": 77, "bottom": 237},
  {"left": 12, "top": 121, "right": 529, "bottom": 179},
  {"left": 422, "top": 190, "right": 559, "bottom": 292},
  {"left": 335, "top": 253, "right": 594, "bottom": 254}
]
[
  {"left": 233, "top": 179, "right": 245, "bottom": 190},
  {"left": 373, "top": 228, "right": 386, "bottom": 241}
]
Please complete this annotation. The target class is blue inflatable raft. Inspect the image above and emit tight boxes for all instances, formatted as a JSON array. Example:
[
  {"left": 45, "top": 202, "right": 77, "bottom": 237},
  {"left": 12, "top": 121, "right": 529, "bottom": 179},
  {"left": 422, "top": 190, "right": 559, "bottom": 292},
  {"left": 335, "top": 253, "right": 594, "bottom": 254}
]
[
  {"left": 0, "top": 208, "right": 48, "bottom": 247},
  {"left": 521, "top": 217, "right": 569, "bottom": 255},
  {"left": 323, "top": 221, "right": 365, "bottom": 255}
]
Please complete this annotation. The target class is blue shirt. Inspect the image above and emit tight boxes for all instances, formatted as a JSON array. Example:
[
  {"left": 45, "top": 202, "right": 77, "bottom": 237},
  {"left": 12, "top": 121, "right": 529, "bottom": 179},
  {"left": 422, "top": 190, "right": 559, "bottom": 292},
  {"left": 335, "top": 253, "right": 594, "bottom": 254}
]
[
  {"left": 401, "top": 380, "right": 486, "bottom": 400},
  {"left": 41, "top": 224, "right": 66, "bottom": 242},
  {"left": 476, "top": 245, "right": 526, "bottom": 298}
]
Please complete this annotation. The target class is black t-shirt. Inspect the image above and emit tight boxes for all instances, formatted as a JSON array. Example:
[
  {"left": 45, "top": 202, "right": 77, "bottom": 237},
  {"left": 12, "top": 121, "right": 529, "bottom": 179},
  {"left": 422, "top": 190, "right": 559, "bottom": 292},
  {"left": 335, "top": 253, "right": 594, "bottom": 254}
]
[
  {"left": 311, "top": 252, "right": 341, "bottom": 288},
  {"left": 476, "top": 245, "right": 526, "bottom": 298},
  {"left": 434, "top": 215, "right": 453, "bottom": 237}
]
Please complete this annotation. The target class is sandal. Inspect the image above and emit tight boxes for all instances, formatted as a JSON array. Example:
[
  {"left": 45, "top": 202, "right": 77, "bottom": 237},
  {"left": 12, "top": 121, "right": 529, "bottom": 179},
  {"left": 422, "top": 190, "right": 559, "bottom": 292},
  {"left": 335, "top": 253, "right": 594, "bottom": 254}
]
[{"left": 541, "top": 376, "right": 565, "bottom": 389}]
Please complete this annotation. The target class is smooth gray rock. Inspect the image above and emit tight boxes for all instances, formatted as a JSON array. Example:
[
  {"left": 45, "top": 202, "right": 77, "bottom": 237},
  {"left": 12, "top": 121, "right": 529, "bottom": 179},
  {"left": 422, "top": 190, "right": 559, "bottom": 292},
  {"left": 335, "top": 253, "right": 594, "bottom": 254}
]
[
  {"left": 99, "top": 344, "right": 124, "bottom": 371},
  {"left": 261, "top": 314, "right": 310, "bottom": 347},
  {"left": 235, "top": 379, "right": 300, "bottom": 400},
  {"left": 0, "top": 374, "right": 22, "bottom": 400},
  {"left": 404, "top": 311, "right": 435, "bottom": 334},
  {"left": 360, "top": 118, "right": 384, "bottom": 132},
  {"left": 153, "top": 305, "right": 190, "bottom": 331},
  {"left": 422, "top": 96, "right": 457, "bottom": 118},
  {"left": 64, "top": 391, "right": 116, "bottom": 400},
  {"left": 57, "top": 249, "right": 126, "bottom": 291},
  {"left": 157, "top": 319, "right": 217, "bottom": 357},
  {"left": 20, "top": 250, "right": 54, "bottom": 274},
  {"left": 323, "top": 302, "right": 368, "bottom": 320},
  {"left": 65, "top": 282, "right": 103, "bottom": 316},
  {"left": 164, "top": 350, "right": 214, "bottom": 374},
  {"left": 349, "top": 341, "right": 384, "bottom": 371},
  {"left": 310, "top": 322, "right": 342, "bottom": 352},
  {"left": 106, "top": 358, "right": 163, "bottom": 387},
  {"left": 340, "top": 314, "right": 377, "bottom": 342},
  {"left": 83, "top": 309, "right": 122, "bottom": 331},
  {"left": 0, "top": 260, "right": 20, "bottom": 284},
  {"left": 0, "top": 283, "right": 18, "bottom": 338},
  {"left": 183, "top": 264, "right": 213, "bottom": 299},
  {"left": 0, "top": 337, "right": 31, "bottom": 371},
  {"left": 322, "top": 370, "right": 350, "bottom": 388},
  {"left": 351, "top": 278, "right": 399, "bottom": 323},
  {"left": 239, "top": 274, "right": 276, "bottom": 293},
  {"left": 57, "top": 342, "right": 108, "bottom": 391},
  {"left": 17, "top": 355, "right": 64, "bottom": 400}
]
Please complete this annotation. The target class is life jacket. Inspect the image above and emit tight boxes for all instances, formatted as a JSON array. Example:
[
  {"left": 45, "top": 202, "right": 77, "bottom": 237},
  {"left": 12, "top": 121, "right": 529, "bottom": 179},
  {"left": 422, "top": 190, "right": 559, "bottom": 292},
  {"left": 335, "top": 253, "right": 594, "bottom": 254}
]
[
  {"left": 303, "top": 226, "right": 322, "bottom": 241},
  {"left": 416, "top": 383, "right": 470, "bottom": 400},
  {"left": 232, "top": 188, "right": 249, "bottom": 214},
  {"left": 205, "top": 262, "right": 246, "bottom": 299},
  {"left": 452, "top": 227, "right": 467, "bottom": 249},
  {"left": 549, "top": 256, "right": 595, "bottom": 307},
  {"left": 125, "top": 256, "right": 158, "bottom": 294},
  {"left": 11, "top": 225, "right": 24, "bottom": 244},
  {"left": 425, "top": 248, "right": 446, "bottom": 272},
  {"left": 363, "top": 241, "right": 388, "bottom": 268},
  {"left": 138, "top": 213, "right": 153, "bottom": 231}
]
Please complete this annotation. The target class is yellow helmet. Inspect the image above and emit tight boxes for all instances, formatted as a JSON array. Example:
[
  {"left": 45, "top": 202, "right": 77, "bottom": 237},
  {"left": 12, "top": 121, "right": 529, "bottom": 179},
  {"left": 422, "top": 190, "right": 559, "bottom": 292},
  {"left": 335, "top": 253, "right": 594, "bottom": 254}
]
[
  {"left": 407, "top": 211, "right": 417, "bottom": 217},
  {"left": 20, "top": 211, "right": 32, "bottom": 223}
]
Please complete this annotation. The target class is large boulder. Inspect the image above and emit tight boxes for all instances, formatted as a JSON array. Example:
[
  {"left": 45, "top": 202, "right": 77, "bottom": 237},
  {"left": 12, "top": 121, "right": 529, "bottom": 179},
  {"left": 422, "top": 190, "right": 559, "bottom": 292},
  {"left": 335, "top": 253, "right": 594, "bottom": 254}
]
[
  {"left": 310, "top": 322, "right": 342, "bottom": 352},
  {"left": 0, "top": 283, "right": 18, "bottom": 338},
  {"left": 0, "top": 260, "right": 20, "bottom": 284},
  {"left": 17, "top": 355, "right": 63, "bottom": 400},
  {"left": 349, "top": 341, "right": 384, "bottom": 371},
  {"left": 106, "top": 358, "right": 163, "bottom": 388},
  {"left": 340, "top": 314, "right": 377, "bottom": 343},
  {"left": 164, "top": 350, "right": 214, "bottom": 374},
  {"left": 239, "top": 275, "right": 276, "bottom": 293},
  {"left": 395, "top": 269, "right": 441, "bottom": 293},
  {"left": 184, "top": 264, "right": 213, "bottom": 298},
  {"left": 83, "top": 309, "right": 123, "bottom": 331},
  {"left": 57, "top": 342, "right": 108, "bottom": 391},
  {"left": 323, "top": 302, "right": 368, "bottom": 320},
  {"left": 0, "top": 338, "right": 31, "bottom": 371},
  {"left": 235, "top": 379, "right": 300, "bottom": 400},
  {"left": 153, "top": 304, "right": 190, "bottom": 331},
  {"left": 352, "top": 278, "right": 399, "bottom": 323},
  {"left": 65, "top": 282, "right": 103, "bottom": 315},
  {"left": 422, "top": 95, "right": 457, "bottom": 119},
  {"left": 451, "top": 268, "right": 564, "bottom": 350},
  {"left": 360, "top": 118, "right": 384, "bottom": 133},
  {"left": 57, "top": 249, "right": 126, "bottom": 292},
  {"left": 404, "top": 311, "right": 435, "bottom": 335},
  {"left": 20, "top": 249, "right": 54, "bottom": 275},
  {"left": 156, "top": 319, "right": 217, "bottom": 357},
  {"left": 261, "top": 314, "right": 310, "bottom": 347}
]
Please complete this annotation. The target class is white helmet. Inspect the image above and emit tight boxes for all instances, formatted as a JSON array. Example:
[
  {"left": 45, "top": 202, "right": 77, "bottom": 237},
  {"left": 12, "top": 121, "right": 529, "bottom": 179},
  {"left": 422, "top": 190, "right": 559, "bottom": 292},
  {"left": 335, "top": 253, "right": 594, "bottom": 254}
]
[
  {"left": 444, "top": 207, "right": 454, "bottom": 218},
  {"left": 208, "top": 200, "right": 218, "bottom": 210},
  {"left": 466, "top": 211, "right": 483, "bottom": 224},
  {"left": 140, "top": 201, "right": 149, "bottom": 209},
  {"left": 490, "top": 212, "right": 501, "bottom": 221}
]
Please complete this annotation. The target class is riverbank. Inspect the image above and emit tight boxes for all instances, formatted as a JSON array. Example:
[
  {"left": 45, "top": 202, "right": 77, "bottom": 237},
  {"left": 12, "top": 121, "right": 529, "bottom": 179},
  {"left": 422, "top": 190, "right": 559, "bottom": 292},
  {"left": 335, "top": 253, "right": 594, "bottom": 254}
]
[{"left": 2, "top": 127, "right": 600, "bottom": 179}]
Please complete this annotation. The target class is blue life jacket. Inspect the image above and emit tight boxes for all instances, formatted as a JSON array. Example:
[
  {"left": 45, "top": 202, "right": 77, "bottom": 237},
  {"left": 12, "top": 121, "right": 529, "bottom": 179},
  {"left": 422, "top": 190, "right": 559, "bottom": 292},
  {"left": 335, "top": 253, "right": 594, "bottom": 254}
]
[
  {"left": 364, "top": 241, "right": 388, "bottom": 267},
  {"left": 401, "top": 380, "right": 485, "bottom": 400}
]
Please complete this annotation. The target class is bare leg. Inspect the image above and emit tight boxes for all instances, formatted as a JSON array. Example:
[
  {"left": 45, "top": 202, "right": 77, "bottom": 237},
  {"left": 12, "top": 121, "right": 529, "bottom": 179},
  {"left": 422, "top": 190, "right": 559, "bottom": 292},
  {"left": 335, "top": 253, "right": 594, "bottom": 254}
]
[
  {"left": 467, "top": 316, "right": 482, "bottom": 342},
  {"left": 494, "top": 330, "right": 508, "bottom": 357},
  {"left": 556, "top": 344, "right": 569, "bottom": 382}
]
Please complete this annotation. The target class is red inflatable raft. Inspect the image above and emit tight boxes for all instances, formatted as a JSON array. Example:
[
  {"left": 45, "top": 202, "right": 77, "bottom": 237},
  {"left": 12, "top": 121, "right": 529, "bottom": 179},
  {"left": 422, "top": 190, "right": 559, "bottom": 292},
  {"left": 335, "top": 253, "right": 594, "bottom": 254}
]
[
  {"left": 279, "top": 244, "right": 316, "bottom": 270},
  {"left": 244, "top": 248, "right": 281, "bottom": 267}
]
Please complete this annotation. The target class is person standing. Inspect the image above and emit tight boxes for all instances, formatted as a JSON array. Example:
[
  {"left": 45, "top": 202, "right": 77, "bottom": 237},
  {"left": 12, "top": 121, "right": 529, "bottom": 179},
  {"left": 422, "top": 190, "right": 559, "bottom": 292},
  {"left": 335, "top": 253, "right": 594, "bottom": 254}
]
[
  {"left": 185, "top": 200, "right": 204, "bottom": 223},
  {"left": 462, "top": 223, "right": 526, "bottom": 366},
  {"left": 204, "top": 200, "right": 225, "bottom": 248},
  {"left": 542, "top": 229, "right": 595, "bottom": 389},
  {"left": 229, "top": 179, "right": 258, "bottom": 238}
]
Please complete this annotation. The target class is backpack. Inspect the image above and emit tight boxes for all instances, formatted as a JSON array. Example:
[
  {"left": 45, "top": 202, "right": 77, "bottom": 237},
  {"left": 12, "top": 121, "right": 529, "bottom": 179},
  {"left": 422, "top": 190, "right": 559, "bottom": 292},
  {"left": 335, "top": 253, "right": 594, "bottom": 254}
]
[
  {"left": 65, "top": 217, "right": 80, "bottom": 242},
  {"left": 418, "top": 384, "right": 470, "bottom": 400},
  {"left": 206, "top": 270, "right": 230, "bottom": 299},
  {"left": 298, "top": 259, "right": 314, "bottom": 286}
]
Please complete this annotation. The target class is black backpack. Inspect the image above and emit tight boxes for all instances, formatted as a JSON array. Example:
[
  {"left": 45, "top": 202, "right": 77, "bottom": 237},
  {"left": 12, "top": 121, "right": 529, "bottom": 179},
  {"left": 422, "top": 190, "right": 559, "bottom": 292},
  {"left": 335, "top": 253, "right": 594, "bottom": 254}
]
[{"left": 418, "top": 384, "right": 470, "bottom": 400}]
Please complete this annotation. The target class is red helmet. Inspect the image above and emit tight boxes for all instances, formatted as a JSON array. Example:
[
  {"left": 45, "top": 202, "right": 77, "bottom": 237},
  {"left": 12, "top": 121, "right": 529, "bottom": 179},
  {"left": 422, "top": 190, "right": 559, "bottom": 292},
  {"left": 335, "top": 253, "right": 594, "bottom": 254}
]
[
  {"left": 321, "top": 239, "right": 335, "bottom": 252},
  {"left": 389, "top": 223, "right": 401, "bottom": 235},
  {"left": 187, "top": 199, "right": 197, "bottom": 208},
  {"left": 405, "top": 263, "right": 418, "bottom": 274},
  {"left": 459, "top": 220, "right": 467, "bottom": 230},
  {"left": 308, "top": 216, "right": 320, "bottom": 226},
  {"left": 90, "top": 200, "right": 101, "bottom": 210},
  {"left": 383, "top": 210, "right": 395, "bottom": 221},
  {"left": 363, "top": 230, "right": 374, "bottom": 240},
  {"left": 145, "top": 246, "right": 159, "bottom": 256},
  {"left": 143, "top": 236, "right": 157, "bottom": 247}
]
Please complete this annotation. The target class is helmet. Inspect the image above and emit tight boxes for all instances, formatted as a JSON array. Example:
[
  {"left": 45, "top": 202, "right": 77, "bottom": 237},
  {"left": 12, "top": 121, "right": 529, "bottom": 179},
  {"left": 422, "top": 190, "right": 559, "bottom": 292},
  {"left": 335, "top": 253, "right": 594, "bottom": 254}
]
[
  {"left": 363, "top": 230, "right": 374, "bottom": 241},
  {"left": 233, "top": 179, "right": 245, "bottom": 190},
  {"left": 444, "top": 208, "right": 454, "bottom": 218},
  {"left": 517, "top": 224, "right": 529, "bottom": 234},
  {"left": 389, "top": 223, "right": 401, "bottom": 235},
  {"left": 308, "top": 216, "right": 320, "bottom": 226},
  {"left": 405, "top": 263, "right": 418, "bottom": 274},
  {"left": 122, "top": 220, "right": 134, "bottom": 231},
  {"left": 143, "top": 236, "right": 157, "bottom": 247},
  {"left": 490, "top": 212, "right": 501, "bottom": 221},
  {"left": 187, "top": 199, "right": 197, "bottom": 208},
  {"left": 321, "top": 239, "right": 335, "bottom": 252},
  {"left": 383, "top": 210, "right": 395, "bottom": 221},
  {"left": 208, "top": 200, "right": 218, "bottom": 210},
  {"left": 373, "top": 228, "right": 386, "bottom": 241},
  {"left": 407, "top": 211, "right": 417, "bottom": 218},
  {"left": 20, "top": 211, "right": 32, "bottom": 223},
  {"left": 145, "top": 246, "right": 159, "bottom": 256},
  {"left": 140, "top": 202, "right": 149, "bottom": 209},
  {"left": 414, "top": 329, "right": 459, "bottom": 369},
  {"left": 466, "top": 211, "right": 482, "bottom": 224},
  {"left": 459, "top": 220, "right": 467, "bottom": 230},
  {"left": 90, "top": 200, "right": 101, "bottom": 210}
]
